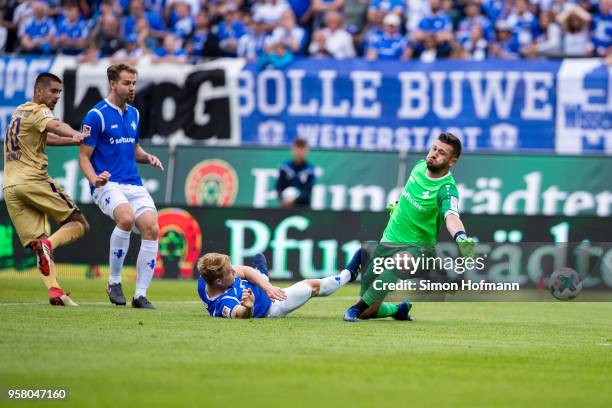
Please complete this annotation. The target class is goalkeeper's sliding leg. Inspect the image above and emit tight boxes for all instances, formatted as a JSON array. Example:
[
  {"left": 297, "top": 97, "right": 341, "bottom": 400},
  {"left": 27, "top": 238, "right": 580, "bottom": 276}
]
[{"left": 344, "top": 244, "right": 415, "bottom": 322}]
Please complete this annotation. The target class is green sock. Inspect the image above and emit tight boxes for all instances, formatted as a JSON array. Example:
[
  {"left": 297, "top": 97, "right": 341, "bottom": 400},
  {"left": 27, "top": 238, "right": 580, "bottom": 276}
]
[
  {"left": 362, "top": 268, "right": 399, "bottom": 305},
  {"left": 376, "top": 302, "right": 398, "bottom": 318}
]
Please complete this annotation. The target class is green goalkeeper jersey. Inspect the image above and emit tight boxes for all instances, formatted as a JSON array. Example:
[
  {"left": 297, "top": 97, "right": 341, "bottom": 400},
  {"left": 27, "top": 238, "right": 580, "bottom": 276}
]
[{"left": 382, "top": 160, "right": 460, "bottom": 244}]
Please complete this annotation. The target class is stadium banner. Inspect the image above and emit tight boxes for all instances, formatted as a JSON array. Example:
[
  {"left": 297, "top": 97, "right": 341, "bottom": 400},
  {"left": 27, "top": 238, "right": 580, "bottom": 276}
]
[
  {"left": 238, "top": 59, "right": 561, "bottom": 152},
  {"left": 52, "top": 56, "right": 242, "bottom": 144},
  {"left": 2, "top": 144, "right": 611, "bottom": 216},
  {"left": 174, "top": 146, "right": 612, "bottom": 217},
  {"left": 173, "top": 146, "right": 401, "bottom": 210},
  {"left": 1, "top": 56, "right": 609, "bottom": 154},
  {"left": 0, "top": 145, "right": 169, "bottom": 203},
  {"left": 556, "top": 59, "right": 611, "bottom": 154},
  {"left": 1, "top": 204, "right": 610, "bottom": 291},
  {"left": 0, "top": 56, "right": 55, "bottom": 141}
]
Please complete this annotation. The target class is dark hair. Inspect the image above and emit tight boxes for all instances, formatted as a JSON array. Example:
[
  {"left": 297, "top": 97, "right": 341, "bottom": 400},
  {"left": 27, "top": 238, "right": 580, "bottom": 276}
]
[
  {"left": 34, "top": 73, "right": 61, "bottom": 90},
  {"left": 107, "top": 64, "right": 138, "bottom": 82},
  {"left": 438, "top": 132, "right": 462, "bottom": 158},
  {"left": 293, "top": 138, "right": 308, "bottom": 148}
]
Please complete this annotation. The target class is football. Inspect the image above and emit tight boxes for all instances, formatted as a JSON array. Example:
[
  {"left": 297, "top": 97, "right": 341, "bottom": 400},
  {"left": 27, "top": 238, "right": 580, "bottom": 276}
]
[{"left": 549, "top": 267, "right": 583, "bottom": 301}]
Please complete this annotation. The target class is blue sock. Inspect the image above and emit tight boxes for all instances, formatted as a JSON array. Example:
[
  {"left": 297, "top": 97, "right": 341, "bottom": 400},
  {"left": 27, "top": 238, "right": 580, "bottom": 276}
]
[
  {"left": 252, "top": 253, "right": 269, "bottom": 277},
  {"left": 347, "top": 248, "right": 363, "bottom": 274}
]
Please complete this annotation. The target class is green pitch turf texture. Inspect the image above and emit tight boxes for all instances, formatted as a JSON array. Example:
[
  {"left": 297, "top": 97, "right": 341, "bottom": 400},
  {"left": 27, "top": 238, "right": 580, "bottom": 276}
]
[{"left": 1, "top": 275, "right": 611, "bottom": 408}]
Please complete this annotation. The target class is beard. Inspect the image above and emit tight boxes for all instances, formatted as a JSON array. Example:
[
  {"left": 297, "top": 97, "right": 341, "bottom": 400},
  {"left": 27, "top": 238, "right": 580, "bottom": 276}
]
[{"left": 426, "top": 160, "right": 448, "bottom": 173}]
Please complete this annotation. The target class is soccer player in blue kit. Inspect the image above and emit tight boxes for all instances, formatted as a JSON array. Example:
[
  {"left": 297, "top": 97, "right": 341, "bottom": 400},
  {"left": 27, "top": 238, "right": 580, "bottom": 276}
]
[
  {"left": 79, "top": 64, "right": 164, "bottom": 309},
  {"left": 197, "top": 251, "right": 362, "bottom": 319}
]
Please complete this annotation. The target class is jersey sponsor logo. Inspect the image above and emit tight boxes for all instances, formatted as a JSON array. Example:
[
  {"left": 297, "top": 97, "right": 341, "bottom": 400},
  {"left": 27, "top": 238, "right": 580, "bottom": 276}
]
[
  {"left": 109, "top": 136, "right": 136, "bottom": 145},
  {"left": 222, "top": 305, "right": 231, "bottom": 318},
  {"left": 185, "top": 159, "right": 239, "bottom": 207},
  {"left": 402, "top": 190, "right": 424, "bottom": 211},
  {"left": 156, "top": 208, "right": 202, "bottom": 279}
]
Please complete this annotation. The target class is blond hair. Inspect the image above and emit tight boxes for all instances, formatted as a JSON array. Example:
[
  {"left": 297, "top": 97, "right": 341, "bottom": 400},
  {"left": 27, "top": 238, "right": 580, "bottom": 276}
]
[{"left": 197, "top": 253, "right": 230, "bottom": 283}]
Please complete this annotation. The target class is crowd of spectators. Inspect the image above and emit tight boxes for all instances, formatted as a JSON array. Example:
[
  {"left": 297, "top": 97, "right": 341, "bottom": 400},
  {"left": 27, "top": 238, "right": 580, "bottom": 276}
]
[{"left": 0, "top": 0, "right": 610, "bottom": 64}]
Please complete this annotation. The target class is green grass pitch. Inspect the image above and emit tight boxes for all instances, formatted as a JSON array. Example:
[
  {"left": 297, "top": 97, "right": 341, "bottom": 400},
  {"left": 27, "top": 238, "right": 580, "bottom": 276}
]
[{"left": 1, "top": 275, "right": 611, "bottom": 408}]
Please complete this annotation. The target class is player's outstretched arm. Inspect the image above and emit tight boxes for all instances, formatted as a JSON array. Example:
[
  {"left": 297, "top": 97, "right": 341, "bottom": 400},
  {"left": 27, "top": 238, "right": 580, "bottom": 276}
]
[
  {"left": 234, "top": 265, "right": 287, "bottom": 302},
  {"left": 45, "top": 120, "right": 88, "bottom": 144},
  {"left": 46, "top": 132, "right": 79, "bottom": 146},
  {"left": 231, "top": 289, "right": 254, "bottom": 319},
  {"left": 79, "top": 145, "right": 111, "bottom": 188},
  {"left": 134, "top": 144, "right": 164, "bottom": 171}
]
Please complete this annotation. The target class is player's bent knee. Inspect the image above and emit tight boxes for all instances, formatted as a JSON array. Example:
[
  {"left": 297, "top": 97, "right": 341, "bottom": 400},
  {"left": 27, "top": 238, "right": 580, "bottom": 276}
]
[
  {"left": 64, "top": 212, "right": 90, "bottom": 235},
  {"left": 80, "top": 218, "right": 90, "bottom": 235},
  {"left": 76, "top": 213, "right": 90, "bottom": 234},
  {"left": 116, "top": 218, "right": 135, "bottom": 231},
  {"left": 115, "top": 210, "right": 135, "bottom": 231},
  {"left": 141, "top": 224, "right": 159, "bottom": 240}
]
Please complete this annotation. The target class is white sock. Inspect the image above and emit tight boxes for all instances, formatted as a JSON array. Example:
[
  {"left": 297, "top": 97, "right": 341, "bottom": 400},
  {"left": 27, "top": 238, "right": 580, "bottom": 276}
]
[
  {"left": 135, "top": 239, "right": 158, "bottom": 298},
  {"left": 109, "top": 227, "right": 131, "bottom": 285},
  {"left": 318, "top": 269, "right": 351, "bottom": 296},
  {"left": 268, "top": 281, "right": 312, "bottom": 318}
]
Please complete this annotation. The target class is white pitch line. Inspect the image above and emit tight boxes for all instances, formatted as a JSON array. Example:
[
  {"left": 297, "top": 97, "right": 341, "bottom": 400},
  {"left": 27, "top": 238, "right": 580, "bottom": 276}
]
[
  {"left": 0, "top": 297, "right": 357, "bottom": 307},
  {"left": 0, "top": 301, "right": 47, "bottom": 306},
  {"left": 0, "top": 300, "right": 202, "bottom": 307},
  {"left": 599, "top": 343, "right": 612, "bottom": 347}
]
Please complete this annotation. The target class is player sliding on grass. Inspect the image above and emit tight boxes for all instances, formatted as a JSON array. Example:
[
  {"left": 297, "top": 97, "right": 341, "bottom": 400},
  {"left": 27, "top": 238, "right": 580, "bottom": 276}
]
[
  {"left": 3, "top": 73, "right": 90, "bottom": 306},
  {"left": 197, "top": 251, "right": 363, "bottom": 319},
  {"left": 344, "top": 132, "right": 476, "bottom": 322}
]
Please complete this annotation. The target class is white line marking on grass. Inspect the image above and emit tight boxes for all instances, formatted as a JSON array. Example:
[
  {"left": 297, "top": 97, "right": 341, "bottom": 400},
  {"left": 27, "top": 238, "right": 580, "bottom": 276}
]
[
  {"left": 0, "top": 300, "right": 203, "bottom": 306},
  {"left": 0, "top": 301, "right": 47, "bottom": 306},
  {"left": 0, "top": 298, "right": 354, "bottom": 307},
  {"left": 312, "top": 296, "right": 356, "bottom": 301},
  {"left": 599, "top": 343, "right": 612, "bottom": 347}
]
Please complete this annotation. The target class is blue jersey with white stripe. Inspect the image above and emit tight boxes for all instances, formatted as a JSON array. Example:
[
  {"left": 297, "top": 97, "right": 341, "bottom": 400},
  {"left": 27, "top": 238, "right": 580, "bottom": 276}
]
[
  {"left": 197, "top": 276, "right": 271, "bottom": 318},
  {"left": 81, "top": 99, "right": 142, "bottom": 191}
]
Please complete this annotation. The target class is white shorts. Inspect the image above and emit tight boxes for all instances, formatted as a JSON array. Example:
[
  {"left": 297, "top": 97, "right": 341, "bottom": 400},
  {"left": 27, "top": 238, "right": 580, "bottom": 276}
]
[
  {"left": 266, "top": 282, "right": 312, "bottom": 318},
  {"left": 92, "top": 182, "right": 156, "bottom": 221}
]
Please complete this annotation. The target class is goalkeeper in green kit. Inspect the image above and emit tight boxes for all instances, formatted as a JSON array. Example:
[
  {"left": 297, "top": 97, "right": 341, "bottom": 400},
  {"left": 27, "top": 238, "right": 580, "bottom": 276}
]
[{"left": 344, "top": 132, "right": 476, "bottom": 322}]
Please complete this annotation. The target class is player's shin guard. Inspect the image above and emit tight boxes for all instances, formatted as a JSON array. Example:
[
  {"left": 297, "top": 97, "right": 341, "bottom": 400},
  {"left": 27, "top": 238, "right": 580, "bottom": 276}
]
[
  {"left": 109, "top": 227, "right": 131, "bottom": 285},
  {"left": 318, "top": 270, "right": 351, "bottom": 296},
  {"left": 48, "top": 221, "right": 86, "bottom": 249},
  {"left": 135, "top": 239, "right": 158, "bottom": 298}
]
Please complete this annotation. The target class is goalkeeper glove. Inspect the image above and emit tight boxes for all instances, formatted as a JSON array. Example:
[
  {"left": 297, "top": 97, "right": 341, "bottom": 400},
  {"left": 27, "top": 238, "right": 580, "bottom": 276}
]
[
  {"left": 387, "top": 201, "right": 398, "bottom": 216},
  {"left": 454, "top": 232, "right": 476, "bottom": 259}
]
